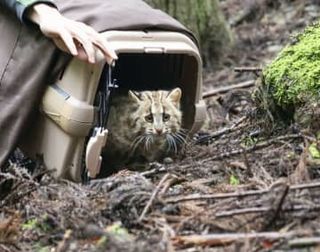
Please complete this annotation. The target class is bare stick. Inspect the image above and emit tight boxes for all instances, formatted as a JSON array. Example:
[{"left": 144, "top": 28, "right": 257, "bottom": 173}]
[
  {"left": 0, "top": 245, "right": 12, "bottom": 252},
  {"left": 141, "top": 166, "right": 167, "bottom": 177},
  {"left": 195, "top": 116, "right": 247, "bottom": 144},
  {"left": 165, "top": 188, "right": 269, "bottom": 203},
  {"left": 215, "top": 203, "right": 320, "bottom": 219},
  {"left": 234, "top": 67, "right": 262, "bottom": 73},
  {"left": 202, "top": 80, "right": 255, "bottom": 99},
  {"left": 215, "top": 206, "right": 270, "bottom": 217},
  {"left": 289, "top": 237, "right": 320, "bottom": 248},
  {"left": 265, "top": 183, "right": 289, "bottom": 228},
  {"left": 56, "top": 229, "right": 73, "bottom": 252},
  {"left": 172, "top": 231, "right": 296, "bottom": 247},
  {"left": 160, "top": 175, "right": 182, "bottom": 196},
  {"left": 200, "top": 134, "right": 302, "bottom": 164},
  {"left": 290, "top": 181, "right": 320, "bottom": 191},
  {"left": 139, "top": 173, "right": 171, "bottom": 222},
  {"left": 165, "top": 179, "right": 320, "bottom": 204}
]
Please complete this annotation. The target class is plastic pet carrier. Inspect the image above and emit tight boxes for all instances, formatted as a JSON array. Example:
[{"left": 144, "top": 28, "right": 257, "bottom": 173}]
[{"left": 21, "top": 30, "right": 206, "bottom": 181}]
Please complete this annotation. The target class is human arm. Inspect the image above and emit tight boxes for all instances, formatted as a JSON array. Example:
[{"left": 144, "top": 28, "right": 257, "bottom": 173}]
[
  {"left": 1, "top": 0, "right": 118, "bottom": 64},
  {"left": 0, "top": 0, "right": 56, "bottom": 22}
]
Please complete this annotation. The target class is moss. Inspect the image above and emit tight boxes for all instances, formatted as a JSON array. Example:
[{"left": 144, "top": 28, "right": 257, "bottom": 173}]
[{"left": 263, "top": 22, "right": 320, "bottom": 106}]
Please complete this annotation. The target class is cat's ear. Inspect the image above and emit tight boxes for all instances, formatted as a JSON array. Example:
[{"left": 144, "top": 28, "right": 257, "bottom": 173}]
[
  {"left": 128, "top": 91, "right": 142, "bottom": 103},
  {"left": 167, "top": 88, "right": 181, "bottom": 105}
]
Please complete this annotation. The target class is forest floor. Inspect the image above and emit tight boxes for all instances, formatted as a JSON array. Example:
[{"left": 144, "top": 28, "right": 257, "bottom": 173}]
[{"left": 2, "top": 0, "right": 320, "bottom": 251}]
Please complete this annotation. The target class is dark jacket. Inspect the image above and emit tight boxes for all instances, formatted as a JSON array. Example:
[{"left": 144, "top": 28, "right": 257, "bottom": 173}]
[
  {"left": 0, "top": 0, "right": 65, "bottom": 168},
  {"left": 0, "top": 0, "right": 55, "bottom": 22}
]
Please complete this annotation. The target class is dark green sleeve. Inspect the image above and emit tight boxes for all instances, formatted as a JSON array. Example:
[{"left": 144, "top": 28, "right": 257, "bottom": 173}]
[{"left": 0, "top": 0, "right": 56, "bottom": 23}]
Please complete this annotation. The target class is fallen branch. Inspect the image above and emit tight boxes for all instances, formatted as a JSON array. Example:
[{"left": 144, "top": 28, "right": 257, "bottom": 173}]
[
  {"left": 139, "top": 173, "right": 171, "bottom": 222},
  {"left": 290, "top": 181, "right": 320, "bottom": 191},
  {"left": 200, "top": 134, "right": 302, "bottom": 164},
  {"left": 289, "top": 237, "right": 320, "bottom": 248},
  {"left": 140, "top": 166, "right": 167, "bottom": 177},
  {"left": 215, "top": 204, "right": 320, "bottom": 218},
  {"left": 195, "top": 116, "right": 247, "bottom": 145},
  {"left": 56, "top": 229, "right": 73, "bottom": 252},
  {"left": 202, "top": 80, "right": 255, "bottom": 99},
  {"left": 234, "top": 67, "right": 262, "bottom": 73},
  {"left": 165, "top": 189, "right": 268, "bottom": 204},
  {"left": 215, "top": 206, "right": 270, "bottom": 217},
  {"left": 165, "top": 180, "right": 320, "bottom": 204},
  {"left": 172, "top": 231, "right": 295, "bottom": 247},
  {"left": 265, "top": 183, "right": 289, "bottom": 229}
]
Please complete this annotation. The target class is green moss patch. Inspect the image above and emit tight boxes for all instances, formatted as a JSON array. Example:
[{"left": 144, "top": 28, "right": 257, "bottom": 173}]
[{"left": 263, "top": 22, "right": 320, "bottom": 106}]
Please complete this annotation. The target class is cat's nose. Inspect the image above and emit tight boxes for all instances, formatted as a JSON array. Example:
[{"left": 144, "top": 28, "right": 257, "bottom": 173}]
[{"left": 155, "top": 128, "right": 163, "bottom": 135}]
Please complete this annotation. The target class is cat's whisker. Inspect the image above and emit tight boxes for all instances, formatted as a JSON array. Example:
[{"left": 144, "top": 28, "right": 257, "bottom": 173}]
[
  {"left": 172, "top": 135, "right": 178, "bottom": 154},
  {"left": 177, "top": 129, "right": 188, "bottom": 137},
  {"left": 173, "top": 132, "right": 187, "bottom": 145},
  {"left": 165, "top": 134, "right": 173, "bottom": 152},
  {"left": 145, "top": 137, "right": 149, "bottom": 152},
  {"left": 144, "top": 134, "right": 153, "bottom": 152},
  {"left": 177, "top": 128, "right": 188, "bottom": 136},
  {"left": 130, "top": 135, "right": 146, "bottom": 154},
  {"left": 131, "top": 135, "right": 145, "bottom": 148},
  {"left": 167, "top": 134, "right": 178, "bottom": 154},
  {"left": 172, "top": 134, "right": 182, "bottom": 151}
]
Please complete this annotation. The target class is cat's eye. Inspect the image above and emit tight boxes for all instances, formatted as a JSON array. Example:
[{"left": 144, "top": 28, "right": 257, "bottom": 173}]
[
  {"left": 145, "top": 114, "right": 153, "bottom": 123},
  {"left": 163, "top": 113, "right": 170, "bottom": 122}
]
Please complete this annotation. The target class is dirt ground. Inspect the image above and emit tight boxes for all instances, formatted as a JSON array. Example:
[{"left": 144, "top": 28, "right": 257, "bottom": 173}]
[{"left": 1, "top": 0, "right": 320, "bottom": 251}]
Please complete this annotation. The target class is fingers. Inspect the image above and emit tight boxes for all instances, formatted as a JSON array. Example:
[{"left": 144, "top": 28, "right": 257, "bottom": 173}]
[
  {"left": 63, "top": 21, "right": 117, "bottom": 64},
  {"left": 59, "top": 30, "right": 78, "bottom": 56},
  {"left": 93, "top": 39, "right": 118, "bottom": 65},
  {"left": 29, "top": 5, "right": 117, "bottom": 64},
  {"left": 44, "top": 19, "right": 117, "bottom": 64},
  {"left": 78, "top": 23, "right": 118, "bottom": 64},
  {"left": 71, "top": 27, "right": 96, "bottom": 63}
]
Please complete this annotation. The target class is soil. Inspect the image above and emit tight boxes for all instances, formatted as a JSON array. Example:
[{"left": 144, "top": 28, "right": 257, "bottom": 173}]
[{"left": 2, "top": 1, "right": 320, "bottom": 251}]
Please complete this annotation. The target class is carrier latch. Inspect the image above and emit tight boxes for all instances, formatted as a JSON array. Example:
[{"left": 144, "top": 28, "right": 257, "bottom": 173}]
[
  {"left": 85, "top": 61, "right": 117, "bottom": 179},
  {"left": 85, "top": 127, "right": 108, "bottom": 178}
]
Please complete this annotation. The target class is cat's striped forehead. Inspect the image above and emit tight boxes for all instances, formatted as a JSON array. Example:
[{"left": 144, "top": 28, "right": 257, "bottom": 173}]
[{"left": 143, "top": 91, "right": 169, "bottom": 113}]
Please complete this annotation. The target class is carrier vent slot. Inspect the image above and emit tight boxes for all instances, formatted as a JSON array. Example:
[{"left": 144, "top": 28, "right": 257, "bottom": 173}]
[{"left": 112, "top": 53, "right": 185, "bottom": 91}]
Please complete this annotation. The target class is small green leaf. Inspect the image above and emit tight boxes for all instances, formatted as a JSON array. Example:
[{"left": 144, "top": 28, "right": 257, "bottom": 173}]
[
  {"left": 22, "top": 218, "right": 38, "bottom": 230},
  {"left": 309, "top": 143, "right": 320, "bottom": 159},
  {"left": 230, "top": 175, "right": 240, "bottom": 186},
  {"left": 97, "top": 236, "right": 108, "bottom": 247},
  {"left": 36, "top": 246, "right": 51, "bottom": 252},
  {"left": 241, "top": 136, "right": 258, "bottom": 148},
  {"left": 107, "top": 223, "right": 129, "bottom": 236}
]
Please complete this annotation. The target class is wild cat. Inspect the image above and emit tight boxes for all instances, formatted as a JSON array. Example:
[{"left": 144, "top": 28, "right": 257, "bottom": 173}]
[{"left": 101, "top": 87, "right": 185, "bottom": 173}]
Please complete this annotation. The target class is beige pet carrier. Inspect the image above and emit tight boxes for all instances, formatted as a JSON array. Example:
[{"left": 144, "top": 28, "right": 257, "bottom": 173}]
[{"left": 21, "top": 30, "right": 206, "bottom": 181}]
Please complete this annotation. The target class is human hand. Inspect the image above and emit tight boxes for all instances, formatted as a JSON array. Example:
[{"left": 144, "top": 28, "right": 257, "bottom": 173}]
[{"left": 27, "top": 4, "right": 118, "bottom": 64}]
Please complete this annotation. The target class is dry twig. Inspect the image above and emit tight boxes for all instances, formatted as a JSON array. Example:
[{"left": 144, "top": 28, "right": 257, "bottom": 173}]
[
  {"left": 139, "top": 173, "right": 171, "bottom": 222},
  {"left": 172, "top": 231, "right": 296, "bottom": 247},
  {"left": 200, "top": 134, "right": 302, "bottom": 164},
  {"left": 202, "top": 80, "right": 255, "bottom": 99},
  {"left": 165, "top": 180, "right": 320, "bottom": 204},
  {"left": 289, "top": 237, "right": 320, "bottom": 248},
  {"left": 234, "top": 67, "right": 262, "bottom": 73}
]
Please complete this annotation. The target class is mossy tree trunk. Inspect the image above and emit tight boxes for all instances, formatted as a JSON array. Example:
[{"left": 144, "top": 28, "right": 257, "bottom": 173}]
[{"left": 144, "top": 0, "right": 233, "bottom": 68}]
